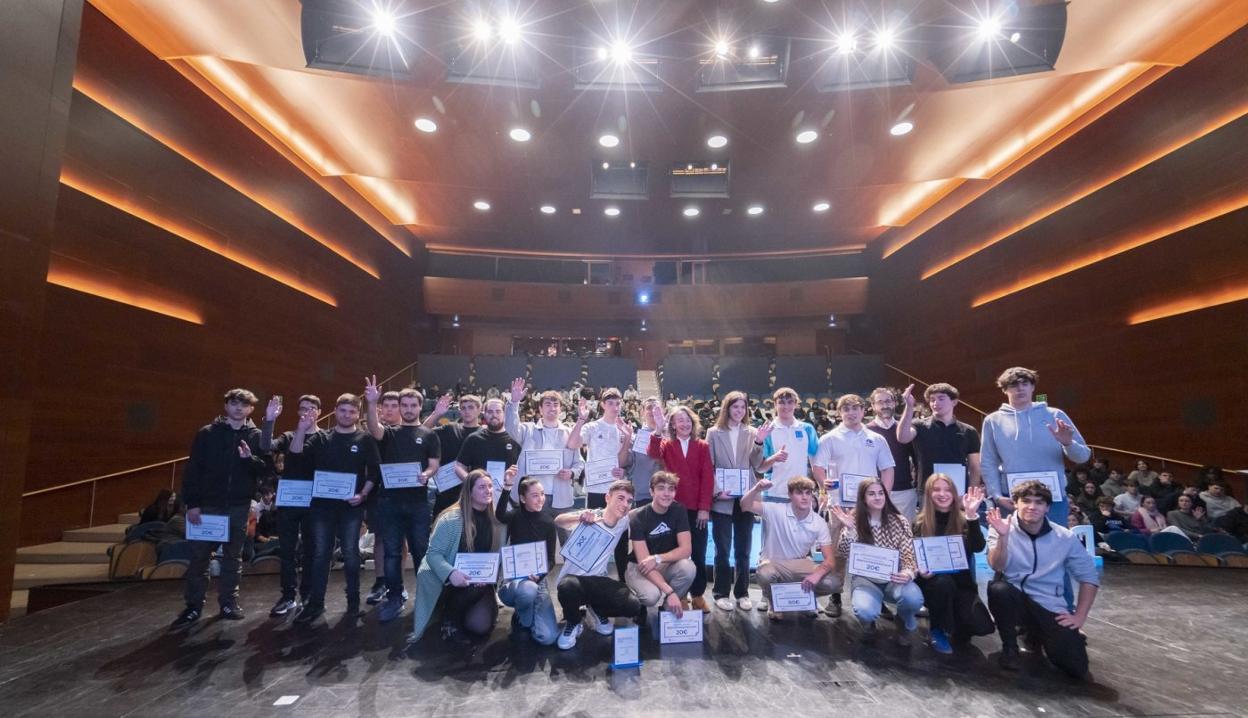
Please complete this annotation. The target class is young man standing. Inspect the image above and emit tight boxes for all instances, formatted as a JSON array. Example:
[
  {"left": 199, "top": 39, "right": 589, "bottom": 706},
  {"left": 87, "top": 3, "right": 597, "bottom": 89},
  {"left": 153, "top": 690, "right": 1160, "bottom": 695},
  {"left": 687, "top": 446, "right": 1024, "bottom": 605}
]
[
  {"left": 289, "top": 393, "right": 380, "bottom": 623},
  {"left": 897, "top": 382, "right": 982, "bottom": 500},
  {"left": 986, "top": 480, "right": 1100, "bottom": 678},
  {"left": 505, "top": 378, "right": 584, "bottom": 515},
  {"left": 565, "top": 388, "right": 630, "bottom": 509},
  {"left": 553, "top": 480, "right": 640, "bottom": 650},
  {"left": 866, "top": 387, "right": 918, "bottom": 520},
  {"left": 364, "top": 380, "right": 441, "bottom": 623},
  {"left": 423, "top": 393, "right": 483, "bottom": 518},
  {"left": 364, "top": 390, "right": 403, "bottom": 606},
  {"left": 172, "top": 389, "right": 267, "bottom": 628},
  {"left": 259, "top": 394, "right": 321, "bottom": 618},
  {"left": 759, "top": 387, "right": 819, "bottom": 503},
  {"left": 624, "top": 472, "right": 695, "bottom": 620},
  {"left": 980, "top": 367, "right": 1090, "bottom": 525},
  {"left": 455, "top": 397, "right": 522, "bottom": 485},
  {"left": 813, "top": 394, "right": 896, "bottom": 499}
]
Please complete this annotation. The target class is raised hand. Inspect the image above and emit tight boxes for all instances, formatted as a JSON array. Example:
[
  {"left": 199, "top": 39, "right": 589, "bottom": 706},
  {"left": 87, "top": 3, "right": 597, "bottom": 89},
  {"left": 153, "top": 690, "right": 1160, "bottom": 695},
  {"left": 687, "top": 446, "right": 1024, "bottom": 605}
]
[
  {"left": 986, "top": 507, "right": 1011, "bottom": 535},
  {"left": 577, "top": 398, "right": 591, "bottom": 423},
  {"left": 1046, "top": 417, "right": 1075, "bottom": 447},
  {"left": 756, "top": 420, "right": 774, "bottom": 443},
  {"left": 901, "top": 383, "right": 915, "bottom": 410},
  {"left": 238, "top": 440, "right": 253, "bottom": 459},
  {"left": 772, "top": 445, "right": 789, "bottom": 464},
  {"left": 509, "top": 377, "right": 526, "bottom": 404},
  {"left": 827, "top": 504, "right": 854, "bottom": 527},
  {"left": 296, "top": 411, "right": 317, "bottom": 432},
  {"left": 363, "top": 374, "right": 381, "bottom": 404},
  {"left": 617, "top": 419, "right": 634, "bottom": 444},
  {"left": 650, "top": 403, "right": 665, "bottom": 429},
  {"left": 433, "top": 393, "right": 452, "bottom": 417},
  {"left": 503, "top": 465, "right": 519, "bottom": 490},
  {"left": 611, "top": 467, "right": 625, "bottom": 479},
  {"left": 265, "top": 395, "right": 283, "bottom": 422},
  {"left": 754, "top": 478, "right": 774, "bottom": 494},
  {"left": 962, "top": 485, "right": 985, "bottom": 516}
]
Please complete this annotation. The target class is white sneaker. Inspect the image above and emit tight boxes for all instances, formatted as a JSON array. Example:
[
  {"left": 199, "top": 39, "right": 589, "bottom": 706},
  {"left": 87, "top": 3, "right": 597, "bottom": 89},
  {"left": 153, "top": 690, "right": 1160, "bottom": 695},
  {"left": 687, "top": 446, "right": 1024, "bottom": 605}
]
[
  {"left": 585, "top": 606, "right": 614, "bottom": 635},
  {"left": 737, "top": 597, "right": 754, "bottom": 611},
  {"left": 557, "top": 622, "right": 583, "bottom": 650},
  {"left": 714, "top": 597, "right": 735, "bottom": 611}
]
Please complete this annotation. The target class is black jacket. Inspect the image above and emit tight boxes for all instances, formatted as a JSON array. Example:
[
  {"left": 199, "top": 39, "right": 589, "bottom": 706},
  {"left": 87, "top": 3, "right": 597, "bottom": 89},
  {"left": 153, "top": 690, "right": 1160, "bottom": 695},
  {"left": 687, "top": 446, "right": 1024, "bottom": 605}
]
[{"left": 181, "top": 417, "right": 266, "bottom": 509}]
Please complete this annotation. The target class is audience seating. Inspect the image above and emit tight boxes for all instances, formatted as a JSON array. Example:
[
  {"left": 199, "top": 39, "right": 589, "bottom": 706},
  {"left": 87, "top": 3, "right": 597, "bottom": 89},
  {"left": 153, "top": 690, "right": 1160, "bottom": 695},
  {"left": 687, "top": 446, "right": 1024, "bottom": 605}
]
[
  {"left": 828, "top": 354, "right": 886, "bottom": 395},
  {"left": 658, "top": 356, "right": 716, "bottom": 397},
  {"left": 1147, "top": 532, "right": 1202, "bottom": 566},
  {"left": 417, "top": 354, "right": 472, "bottom": 391},
  {"left": 1195, "top": 534, "right": 1248, "bottom": 567},
  {"left": 107, "top": 541, "right": 157, "bottom": 580},
  {"left": 1104, "top": 532, "right": 1162, "bottom": 565},
  {"left": 774, "top": 356, "right": 832, "bottom": 397},
  {"left": 246, "top": 554, "right": 281, "bottom": 575}
]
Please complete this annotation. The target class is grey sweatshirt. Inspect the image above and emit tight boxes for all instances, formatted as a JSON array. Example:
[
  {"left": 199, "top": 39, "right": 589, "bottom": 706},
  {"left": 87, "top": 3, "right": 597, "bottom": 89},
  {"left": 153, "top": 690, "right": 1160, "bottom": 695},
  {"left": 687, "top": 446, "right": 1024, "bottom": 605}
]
[{"left": 980, "top": 402, "right": 1091, "bottom": 501}]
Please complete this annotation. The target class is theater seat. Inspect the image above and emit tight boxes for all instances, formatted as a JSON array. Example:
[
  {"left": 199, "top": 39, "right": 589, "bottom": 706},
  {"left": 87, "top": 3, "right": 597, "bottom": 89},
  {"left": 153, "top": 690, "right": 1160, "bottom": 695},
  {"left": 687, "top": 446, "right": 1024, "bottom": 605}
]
[
  {"left": 1195, "top": 534, "right": 1248, "bottom": 567},
  {"left": 1148, "top": 532, "right": 1199, "bottom": 564},
  {"left": 1104, "top": 531, "right": 1161, "bottom": 564},
  {"left": 108, "top": 540, "right": 157, "bottom": 580},
  {"left": 142, "top": 559, "right": 189, "bottom": 580}
]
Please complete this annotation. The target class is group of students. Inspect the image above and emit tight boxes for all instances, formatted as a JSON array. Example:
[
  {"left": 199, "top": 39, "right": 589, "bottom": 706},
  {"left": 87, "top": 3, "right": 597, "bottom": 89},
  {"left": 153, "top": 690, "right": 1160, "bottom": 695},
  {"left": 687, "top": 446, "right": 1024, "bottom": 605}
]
[{"left": 171, "top": 365, "right": 1105, "bottom": 679}]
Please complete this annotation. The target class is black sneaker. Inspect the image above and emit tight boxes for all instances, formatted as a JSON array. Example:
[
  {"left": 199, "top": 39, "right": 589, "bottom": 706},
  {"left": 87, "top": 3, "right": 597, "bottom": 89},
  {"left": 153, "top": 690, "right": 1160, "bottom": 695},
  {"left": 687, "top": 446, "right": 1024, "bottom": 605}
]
[
  {"left": 270, "top": 597, "right": 299, "bottom": 617},
  {"left": 999, "top": 643, "right": 1022, "bottom": 671},
  {"left": 171, "top": 606, "right": 201, "bottom": 629},
  {"left": 441, "top": 621, "right": 469, "bottom": 644},
  {"left": 879, "top": 604, "right": 894, "bottom": 619},
  {"left": 293, "top": 603, "right": 324, "bottom": 625},
  {"left": 345, "top": 598, "right": 362, "bottom": 618},
  {"left": 824, "top": 593, "right": 843, "bottom": 618},
  {"left": 859, "top": 622, "right": 877, "bottom": 643},
  {"left": 220, "top": 603, "right": 245, "bottom": 620},
  {"left": 365, "top": 583, "right": 387, "bottom": 605}
]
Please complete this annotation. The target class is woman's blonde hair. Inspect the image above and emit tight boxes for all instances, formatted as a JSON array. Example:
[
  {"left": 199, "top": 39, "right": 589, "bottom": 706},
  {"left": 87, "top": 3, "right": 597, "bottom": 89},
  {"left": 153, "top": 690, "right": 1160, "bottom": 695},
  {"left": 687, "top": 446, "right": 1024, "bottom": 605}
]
[
  {"left": 913, "top": 473, "right": 966, "bottom": 538},
  {"left": 439, "top": 469, "right": 502, "bottom": 552}
]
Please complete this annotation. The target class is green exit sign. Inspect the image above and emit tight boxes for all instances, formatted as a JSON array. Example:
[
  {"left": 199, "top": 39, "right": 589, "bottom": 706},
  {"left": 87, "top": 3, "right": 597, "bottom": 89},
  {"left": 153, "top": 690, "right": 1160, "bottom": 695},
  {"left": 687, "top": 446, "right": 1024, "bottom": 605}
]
[{"left": 1036, "top": 393, "right": 1048, "bottom": 403}]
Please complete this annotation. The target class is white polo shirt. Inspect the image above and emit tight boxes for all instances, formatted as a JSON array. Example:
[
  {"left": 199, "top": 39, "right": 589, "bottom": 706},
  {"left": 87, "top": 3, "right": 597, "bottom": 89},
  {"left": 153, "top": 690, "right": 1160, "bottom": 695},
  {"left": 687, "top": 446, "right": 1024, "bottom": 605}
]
[
  {"left": 814, "top": 424, "right": 895, "bottom": 479},
  {"left": 578, "top": 418, "right": 622, "bottom": 495},
  {"left": 766, "top": 420, "right": 814, "bottom": 500},
  {"left": 759, "top": 501, "right": 832, "bottom": 562}
]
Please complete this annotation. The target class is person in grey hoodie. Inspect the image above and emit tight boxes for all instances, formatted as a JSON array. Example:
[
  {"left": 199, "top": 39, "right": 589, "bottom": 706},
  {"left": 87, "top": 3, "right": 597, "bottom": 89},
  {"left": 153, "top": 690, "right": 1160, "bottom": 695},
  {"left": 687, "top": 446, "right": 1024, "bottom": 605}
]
[
  {"left": 980, "top": 367, "right": 1091, "bottom": 525},
  {"left": 986, "top": 480, "right": 1100, "bottom": 678}
]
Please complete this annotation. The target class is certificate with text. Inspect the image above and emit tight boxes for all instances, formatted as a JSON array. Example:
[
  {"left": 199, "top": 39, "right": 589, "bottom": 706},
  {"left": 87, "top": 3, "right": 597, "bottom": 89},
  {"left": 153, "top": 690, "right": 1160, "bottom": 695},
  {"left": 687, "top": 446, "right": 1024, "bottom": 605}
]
[
  {"left": 185, "top": 514, "right": 229, "bottom": 542},
  {"left": 524, "top": 450, "right": 563, "bottom": 476},
  {"left": 913, "top": 536, "right": 968, "bottom": 575},
  {"left": 839, "top": 473, "right": 873, "bottom": 505},
  {"left": 380, "top": 462, "right": 423, "bottom": 490},
  {"left": 453, "top": 552, "right": 500, "bottom": 584},
  {"left": 312, "top": 470, "right": 356, "bottom": 500},
  {"left": 486, "top": 461, "right": 507, "bottom": 491},
  {"left": 584, "top": 457, "right": 618, "bottom": 493},
  {"left": 631, "top": 428, "right": 654, "bottom": 455},
  {"left": 770, "top": 582, "right": 818, "bottom": 612},
  {"left": 275, "top": 480, "right": 313, "bottom": 508},
  {"left": 715, "top": 468, "right": 751, "bottom": 497},
  {"left": 660, "top": 609, "right": 704, "bottom": 644},
  {"left": 1007, "top": 470, "right": 1062, "bottom": 496},
  {"left": 501, "top": 541, "right": 549, "bottom": 581},
  {"left": 559, "top": 522, "right": 617, "bottom": 571},
  {"left": 847, "top": 542, "right": 899, "bottom": 582},
  {"left": 433, "top": 463, "right": 461, "bottom": 492}
]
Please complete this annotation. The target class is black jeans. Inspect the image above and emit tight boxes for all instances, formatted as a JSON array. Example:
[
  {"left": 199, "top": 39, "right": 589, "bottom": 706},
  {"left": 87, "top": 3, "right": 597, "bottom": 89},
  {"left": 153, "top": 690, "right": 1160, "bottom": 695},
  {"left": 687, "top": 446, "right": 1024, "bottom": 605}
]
[
  {"left": 916, "top": 572, "right": 981, "bottom": 639},
  {"left": 987, "top": 578, "right": 1089, "bottom": 678},
  {"left": 306, "top": 501, "right": 364, "bottom": 607},
  {"left": 711, "top": 501, "right": 754, "bottom": 599},
  {"left": 687, "top": 508, "right": 709, "bottom": 598},
  {"left": 276, "top": 507, "right": 312, "bottom": 601},
  {"left": 443, "top": 584, "right": 498, "bottom": 635},
  {"left": 376, "top": 495, "right": 432, "bottom": 600},
  {"left": 557, "top": 574, "right": 640, "bottom": 623},
  {"left": 184, "top": 504, "right": 250, "bottom": 609}
]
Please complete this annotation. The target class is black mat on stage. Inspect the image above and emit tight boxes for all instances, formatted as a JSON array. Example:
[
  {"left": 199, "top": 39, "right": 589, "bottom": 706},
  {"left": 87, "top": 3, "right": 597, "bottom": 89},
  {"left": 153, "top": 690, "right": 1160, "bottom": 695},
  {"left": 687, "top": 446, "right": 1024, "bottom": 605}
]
[{"left": 1, "top": 565, "right": 1244, "bottom": 717}]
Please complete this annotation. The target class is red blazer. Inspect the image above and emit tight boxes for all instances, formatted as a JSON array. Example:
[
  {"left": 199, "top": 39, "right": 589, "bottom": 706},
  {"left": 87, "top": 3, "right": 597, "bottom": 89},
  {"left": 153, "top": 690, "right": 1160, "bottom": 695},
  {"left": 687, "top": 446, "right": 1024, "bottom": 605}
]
[{"left": 648, "top": 434, "right": 715, "bottom": 512}]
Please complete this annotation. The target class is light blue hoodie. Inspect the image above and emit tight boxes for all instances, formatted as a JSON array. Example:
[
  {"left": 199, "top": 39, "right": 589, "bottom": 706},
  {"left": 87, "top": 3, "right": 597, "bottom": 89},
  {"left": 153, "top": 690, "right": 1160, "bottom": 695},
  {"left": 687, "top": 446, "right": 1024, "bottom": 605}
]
[
  {"left": 980, "top": 402, "right": 1090, "bottom": 500},
  {"left": 988, "top": 513, "right": 1099, "bottom": 614}
]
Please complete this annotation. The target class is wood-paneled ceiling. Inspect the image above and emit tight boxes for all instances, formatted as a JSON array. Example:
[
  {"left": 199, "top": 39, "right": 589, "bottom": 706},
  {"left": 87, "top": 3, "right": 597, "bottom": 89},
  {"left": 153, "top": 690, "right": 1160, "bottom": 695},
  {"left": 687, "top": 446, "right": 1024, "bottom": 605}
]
[{"left": 87, "top": 0, "right": 1248, "bottom": 258}]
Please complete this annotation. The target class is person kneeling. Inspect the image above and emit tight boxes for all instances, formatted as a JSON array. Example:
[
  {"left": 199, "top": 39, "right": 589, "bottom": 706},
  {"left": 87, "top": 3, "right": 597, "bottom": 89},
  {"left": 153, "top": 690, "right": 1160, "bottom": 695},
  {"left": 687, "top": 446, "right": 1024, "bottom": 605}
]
[
  {"left": 625, "top": 471, "right": 695, "bottom": 624},
  {"left": 553, "top": 480, "right": 639, "bottom": 650},
  {"left": 406, "top": 470, "right": 502, "bottom": 645},
  {"left": 986, "top": 480, "right": 1100, "bottom": 679},
  {"left": 496, "top": 472, "right": 559, "bottom": 646}
]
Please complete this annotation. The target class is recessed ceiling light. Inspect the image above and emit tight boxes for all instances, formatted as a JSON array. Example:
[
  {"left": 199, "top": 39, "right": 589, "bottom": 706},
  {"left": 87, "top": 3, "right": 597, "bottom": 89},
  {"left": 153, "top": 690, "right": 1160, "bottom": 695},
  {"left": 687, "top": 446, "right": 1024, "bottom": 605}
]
[
  {"left": 835, "top": 31, "right": 857, "bottom": 54},
  {"left": 748, "top": 44, "right": 760, "bottom": 59},
  {"left": 747, "top": 205, "right": 764, "bottom": 216},
  {"left": 498, "top": 18, "right": 521, "bottom": 43},
  {"left": 890, "top": 121, "right": 914, "bottom": 136},
  {"left": 602, "top": 161, "right": 610, "bottom": 169},
  {"left": 540, "top": 205, "right": 556, "bottom": 214},
  {"left": 714, "top": 40, "right": 730, "bottom": 58},
  {"left": 683, "top": 206, "right": 700, "bottom": 217},
  {"left": 604, "top": 206, "right": 620, "bottom": 217},
  {"left": 874, "top": 27, "right": 896, "bottom": 51},
  {"left": 707, "top": 134, "right": 728, "bottom": 149},
  {"left": 629, "top": 161, "right": 636, "bottom": 168},
  {"left": 812, "top": 201, "right": 831, "bottom": 212},
  {"left": 710, "top": 163, "right": 718, "bottom": 170},
  {"left": 610, "top": 40, "right": 633, "bottom": 64},
  {"left": 471, "top": 19, "right": 492, "bottom": 42},
  {"left": 763, "top": 0, "right": 780, "bottom": 3},
  {"left": 473, "top": 200, "right": 491, "bottom": 211},
  {"left": 1009, "top": 31, "right": 1021, "bottom": 43},
  {"left": 976, "top": 17, "right": 1002, "bottom": 42},
  {"left": 372, "top": 9, "right": 397, "bottom": 37},
  {"left": 509, "top": 127, "right": 531, "bottom": 142},
  {"left": 414, "top": 117, "right": 437, "bottom": 133},
  {"left": 598, "top": 133, "right": 620, "bottom": 148},
  {"left": 795, "top": 129, "right": 818, "bottom": 144}
]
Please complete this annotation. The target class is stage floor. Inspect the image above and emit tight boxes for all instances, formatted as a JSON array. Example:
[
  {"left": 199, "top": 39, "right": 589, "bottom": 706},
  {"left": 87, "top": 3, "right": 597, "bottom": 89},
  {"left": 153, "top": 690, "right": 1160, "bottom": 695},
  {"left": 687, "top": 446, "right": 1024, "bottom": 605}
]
[{"left": 1, "top": 564, "right": 1244, "bottom": 717}]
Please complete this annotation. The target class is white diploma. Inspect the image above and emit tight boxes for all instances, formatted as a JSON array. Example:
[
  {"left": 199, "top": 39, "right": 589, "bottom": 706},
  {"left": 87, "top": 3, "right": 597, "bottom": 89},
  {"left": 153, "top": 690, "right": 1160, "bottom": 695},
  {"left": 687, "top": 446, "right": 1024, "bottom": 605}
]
[
  {"left": 312, "top": 470, "right": 356, "bottom": 500},
  {"left": 453, "top": 553, "right": 500, "bottom": 584},
  {"left": 840, "top": 473, "right": 872, "bottom": 505},
  {"left": 501, "top": 541, "right": 549, "bottom": 580},
  {"left": 631, "top": 427, "right": 654, "bottom": 454},
  {"left": 380, "top": 462, "right": 423, "bottom": 490},
  {"left": 275, "top": 480, "right": 313, "bottom": 508},
  {"left": 185, "top": 513, "right": 229, "bottom": 542},
  {"left": 715, "top": 468, "right": 751, "bottom": 497},
  {"left": 933, "top": 463, "right": 967, "bottom": 494},
  {"left": 524, "top": 449, "right": 562, "bottom": 475},
  {"left": 433, "top": 463, "right": 461, "bottom": 492},
  {"left": 585, "top": 457, "right": 618, "bottom": 493},
  {"left": 1007, "top": 470, "right": 1062, "bottom": 496},
  {"left": 613, "top": 625, "right": 641, "bottom": 667},
  {"left": 660, "top": 609, "right": 704, "bottom": 644},
  {"left": 913, "top": 536, "right": 968, "bottom": 575},
  {"left": 560, "top": 521, "right": 617, "bottom": 571},
  {"left": 769, "top": 582, "right": 818, "bottom": 612},
  {"left": 847, "top": 542, "right": 900, "bottom": 582},
  {"left": 486, "top": 461, "right": 507, "bottom": 491}
]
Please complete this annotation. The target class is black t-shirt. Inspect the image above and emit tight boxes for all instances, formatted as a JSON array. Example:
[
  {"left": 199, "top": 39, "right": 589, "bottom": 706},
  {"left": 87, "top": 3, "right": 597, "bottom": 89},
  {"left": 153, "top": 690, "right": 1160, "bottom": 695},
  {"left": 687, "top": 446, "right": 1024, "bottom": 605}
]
[
  {"left": 273, "top": 429, "right": 319, "bottom": 481},
  {"left": 435, "top": 423, "right": 478, "bottom": 470},
  {"left": 495, "top": 493, "right": 557, "bottom": 567},
  {"left": 867, "top": 420, "right": 917, "bottom": 491},
  {"left": 301, "top": 429, "right": 380, "bottom": 504},
  {"left": 455, "top": 428, "right": 521, "bottom": 472},
  {"left": 628, "top": 501, "right": 690, "bottom": 562},
  {"left": 910, "top": 417, "right": 981, "bottom": 484},
  {"left": 377, "top": 424, "right": 441, "bottom": 499}
]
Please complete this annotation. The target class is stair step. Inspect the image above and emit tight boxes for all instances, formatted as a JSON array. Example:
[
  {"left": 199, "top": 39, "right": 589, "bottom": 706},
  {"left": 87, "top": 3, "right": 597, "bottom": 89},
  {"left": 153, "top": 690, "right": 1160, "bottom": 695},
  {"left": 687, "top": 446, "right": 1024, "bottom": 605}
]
[
  {"left": 62, "top": 524, "right": 129, "bottom": 544},
  {"left": 16, "top": 541, "right": 113, "bottom": 564},
  {"left": 13, "top": 563, "right": 110, "bottom": 590},
  {"left": 9, "top": 589, "right": 29, "bottom": 618},
  {"left": 118, "top": 512, "right": 139, "bottom": 525}
]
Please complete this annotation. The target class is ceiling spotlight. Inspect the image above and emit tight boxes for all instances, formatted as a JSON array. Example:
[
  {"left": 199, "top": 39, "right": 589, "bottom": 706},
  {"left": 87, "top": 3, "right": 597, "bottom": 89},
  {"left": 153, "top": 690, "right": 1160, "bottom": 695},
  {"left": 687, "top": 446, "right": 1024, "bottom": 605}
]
[
  {"left": 1009, "top": 31, "right": 1021, "bottom": 43},
  {"left": 372, "top": 9, "right": 397, "bottom": 37},
  {"left": 610, "top": 40, "right": 633, "bottom": 64},
  {"left": 835, "top": 31, "right": 857, "bottom": 54},
  {"left": 748, "top": 44, "right": 760, "bottom": 59},
  {"left": 795, "top": 129, "right": 818, "bottom": 144},
  {"left": 498, "top": 18, "right": 521, "bottom": 43},
  {"left": 629, "top": 161, "right": 636, "bottom": 168},
  {"left": 414, "top": 117, "right": 437, "bottom": 133},
  {"left": 596, "top": 46, "right": 609, "bottom": 61},
  {"left": 707, "top": 134, "right": 728, "bottom": 149},
  {"left": 828, "top": 313, "right": 837, "bottom": 327},
  {"left": 890, "top": 121, "right": 914, "bottom": 136},
  {"left": 714, "top": 40, "right": 730, "bottom": 59},
  {"left": 747, "top": 205, "right": 764, "bottom": 216},
  {"left": 540, "top": 205, "right": 556, "bottom": 214},
  {"left": 686, "top": 163, "right": 693, "bottom": 170},
  {"left": 471, "top": 19, "right": 492, "bottom": 42},
  {"left": 763, "top": 0, "right": 780, "bottom": 3},
  {"left": 598, "top": 133, "right": 620, "bottom": 148},
  {"left": 709, "top": 163, "right": 718, "bottom": 170},
  {"left": 473, "top": 200, "right": 491, "bottom": 211},
  {"left": 683, "top": 206, "right": 700, "bottom": 217},
  {"left": 976, "top": 16, "right": 1002, "bottom": 42},
  {"left": 874, "top": 27, "right": 896, "bottom": 51},
  {"left": 604, "top": 206, "right": 621, "bottom": 217},
  {"left": 601, "top": 161, "right": 610, "bottom": 170},
  {"left": 812, "top": 201, "right": 831, "bottom": 212},
  {"left": 509, "top": 127, "right": 532, "bottom": 142},
  {"left": 452, "top": 313, "right": 460, "bottom": 327}
]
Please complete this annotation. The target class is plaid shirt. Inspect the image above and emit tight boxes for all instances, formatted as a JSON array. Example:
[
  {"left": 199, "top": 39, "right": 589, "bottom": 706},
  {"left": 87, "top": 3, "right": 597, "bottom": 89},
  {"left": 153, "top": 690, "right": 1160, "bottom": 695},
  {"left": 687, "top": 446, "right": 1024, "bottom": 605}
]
[{"left": 835, "top": 513, "right": 917, "bottom": 575}]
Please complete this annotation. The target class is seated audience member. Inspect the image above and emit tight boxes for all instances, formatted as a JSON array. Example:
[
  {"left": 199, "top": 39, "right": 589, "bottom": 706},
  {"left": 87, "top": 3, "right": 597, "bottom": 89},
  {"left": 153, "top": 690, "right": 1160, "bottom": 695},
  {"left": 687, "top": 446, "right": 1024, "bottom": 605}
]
[
  {"left": 1112, "top": 479, "right": 1142, "bottom": 519},
  {"left": 1089, "top": 497, "right": 1131, "bottom": 537},
  {"left": 553, "top": 480, "right": 640, "bottom": 650},
  {"left": 1074, "top": 481, "right": 1102, "bottom": 518},
  {"left": 1147, "top": 471, "right": 1183, "bottom": 514},
  {"left": 1065, "top": 468, "right": 1093, "bottom": 502},
  {"left": 986, "top": 480, "right": 1100, "bottom": 679},
  {"left": 828, "top": 478, "right": 923, "bottom": 643},
  {"left": 740, "top": 476, "right": 841, "bottom": 620},
  {"left": 1088, "top": 458, "right": 1109, "bottom": 484},
  {"left": 1196, "top": 465, "right": 1222, "bottom": 491},
  {"left": 1200, "top": 480, "right": 1242, "bottom": 520},
  {"left": 140, "top": 489, "right": 179, "bottom": 524},
  {"left": 1100, "top": 469, "right": 1126, "bottom": 499},
  {"left": 1067, "top": 504, "right": 1089, "bottom": 529},
  {"left": 406, "top": 470, "right": 502, "bottom": 645},
  {"left": 912, "top": 476, "right": 992, "bottom": 654},
  {"left": 495, "top": 470, "right": 558, "bottom": 646},
  {"left": 625, "top": 472, "right": 695, "bottom": 620},
  {"left": 1167, "top": 494, "right": 1214, "bottom": 542},
  {"left": 1213, "top": 504, "right": 1248, "bottom": 545},
  {"left": 1130, "top": 496, "right": 1167, "bottom": 536},
  {"left": 1127, "top": 459, "right": 1159, "bottom": 491}
]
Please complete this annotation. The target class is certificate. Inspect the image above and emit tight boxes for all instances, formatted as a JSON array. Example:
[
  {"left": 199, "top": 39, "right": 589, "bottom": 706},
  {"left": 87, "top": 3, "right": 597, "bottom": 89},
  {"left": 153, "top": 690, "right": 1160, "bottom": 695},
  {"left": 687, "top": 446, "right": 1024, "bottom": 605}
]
[
  {"left": 839, "top": 473, "right": 872, "bottom": 505},
  {"left": 769, "top": 582, "right": 818, "bottom": 612},
  {"left": 453, "top": 552, "right": 500, "bottom": 584},
  {"left": 715, "top": 468, "right": 751, "bottom": 497},
  {"left": 612, "top": 625, "right": 642, "bottom": 668},
  {"left": 185, "top": 513, "right": 229, "bottom": 542},
  {"left": 312, "top": 470, "right": 356, "bottom": 500},
  {"left": 913, "top": 536, "right": 968, "bottom": 575},
  {"left": 501, "top": 541, "right": 549, "bottom": 580},
  {"left": 660, "top": 609, "right": 704, "bottom": 644},
  {"left": 847, "top": 542, "right": 899, "bottom": 582},
  {"left": 524, "top": 449, "right": 562, "bottom": 476},
  {"left": 1071, "top": 524, "right": 1096, "bottom": 559},
  {"left": 631, "top": 427, "right": 654, "bottom": 455},
  {"left": 933, "top": 463, "right": 967, "bottom": 494},
  {"left": 584, "top": 457, "right": 618, "bottom": 492},
  {"left": 560, "top": 522, "right": 617, "bottom": 571},
  {"left": 433, "top": 463, "right": 461, "bottom": 492},
  {"left": 486, "top": 461, "right": 507, "bottom": 491},
  {"left": 380, "top": 462, "right": 423, "bottom": 490},
  {"left": 275, "top": 480, "right": 313, "bottom": 508},
  {"left": 1007, "top": 470, "right": 1062, "bottom": 496}
]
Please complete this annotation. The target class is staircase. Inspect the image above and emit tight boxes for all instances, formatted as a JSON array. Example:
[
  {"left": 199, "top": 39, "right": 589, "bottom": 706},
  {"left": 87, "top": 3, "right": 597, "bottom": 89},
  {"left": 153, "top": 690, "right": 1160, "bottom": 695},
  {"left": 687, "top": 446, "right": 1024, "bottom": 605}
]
[
  {"left": 9, "top": 511, "right": 136, "bottom": 618},
  {"left": 636, "top": 369, "right": 659, "bottom": 398}
]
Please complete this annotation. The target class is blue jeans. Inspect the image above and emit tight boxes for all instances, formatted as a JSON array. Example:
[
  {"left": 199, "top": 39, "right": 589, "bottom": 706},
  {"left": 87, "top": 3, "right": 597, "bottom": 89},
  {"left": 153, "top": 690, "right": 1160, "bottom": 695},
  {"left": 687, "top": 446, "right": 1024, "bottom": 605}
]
[
  {"left": 376, "top": 495, "right": 432, "bottom": 600},
  {"left": 498, "top": 577, "right": 559, "bottom": 646},
  {"left": 307, "top": 501, "right": 364, "bottom": 607},
  {"left": 850, "top": 575, "right": 923, "bottom": 630}
]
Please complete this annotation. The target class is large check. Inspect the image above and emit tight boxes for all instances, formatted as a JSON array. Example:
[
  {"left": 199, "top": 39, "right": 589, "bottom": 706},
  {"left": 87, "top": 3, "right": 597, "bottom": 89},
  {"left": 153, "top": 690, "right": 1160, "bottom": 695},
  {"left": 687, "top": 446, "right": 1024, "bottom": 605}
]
[
  {"left": 847, "top": 542, "right": 899, "bottom": 582},
  {"left": 913, "top": 536, "right": 968, "bottom": 575},
  {"left": 631, "top": 428, "right": 654, "bottom": 455},
  {"left": 770, "top": 582, "right": 818, "bottom": 612},
  {"left": 453, "top": 553, "right": 500, "bottom": 584},
  {"left": 186, "top": 513, "right": 229, "bottom": 542},
  {"left": 486, "top": 461, "right": 507, "bottom": 491},
  {"left": 275, "top": 480, "right": 313, "bottom": 508},
  {"left": 1007, "top": 470, "right": 1062, "bottom": 496},
  {"left": 380, "top": 462, "right": 423, "bottom": 490},
  {"left": 560, "top": 522, "right": 617, "bottom": 571},
  {"left": 433, "top": 463, "right": 461, "bottom": 492},
  {"left": 312, "top": 470, "right": 356, "bottom": 500},
  {"left": 584, "top": 457, "right": 618, "bottom": 493},
  {"left": 659, "top": 609, "right": 704, "bottom": 644},
  {"left": 524, "top": 450, "right": 562, "bottom": 476},
  {"left": 715, "top": 468, "right": 751, "bottom": 497},
  {"left": 840, "top": 473, "right": 873, "bottom": 505},
  {"left": 933, "top": 463, "right": 967, "bottom": 494},
  {"left": 501, "top": 541, "right": 548, "bottom": 581}
]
